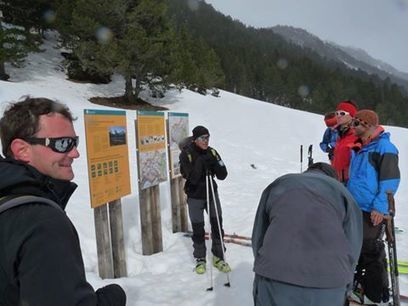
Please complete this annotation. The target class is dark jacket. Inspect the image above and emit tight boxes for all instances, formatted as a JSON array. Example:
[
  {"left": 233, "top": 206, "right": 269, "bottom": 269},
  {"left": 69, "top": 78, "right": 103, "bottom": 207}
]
[
  {"left": 252, "top": 169, "right": 363, "bottom": 289},
  {"left": 179, "top": 141, "right": 227, "bottom": 199},
  {"left": 0, "top": 158, "right": 126, "bottom": 306}
]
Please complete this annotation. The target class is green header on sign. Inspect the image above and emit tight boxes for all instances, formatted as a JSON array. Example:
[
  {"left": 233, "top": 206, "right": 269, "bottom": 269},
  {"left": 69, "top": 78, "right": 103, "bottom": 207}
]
[
  {"left": 168, "top": 112, "right": 188, "bottom": 117},
  {"left": 84, "top": 109, "right": 126, "bottom": 116},
  {"left": 137, "top": 110, "right": 165, "bottom": 116}
]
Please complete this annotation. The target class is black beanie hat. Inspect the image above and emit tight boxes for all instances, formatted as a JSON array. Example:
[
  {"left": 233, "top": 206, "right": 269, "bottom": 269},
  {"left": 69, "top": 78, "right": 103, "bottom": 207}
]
[{"left": 192, "top": 125, "right": 209, "bottom": 140}]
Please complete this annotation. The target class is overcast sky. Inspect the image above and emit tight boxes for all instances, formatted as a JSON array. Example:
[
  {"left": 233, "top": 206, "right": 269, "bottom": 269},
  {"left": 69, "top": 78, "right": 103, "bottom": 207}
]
[{"left": 204, "top": 0, "right": 408, "bottom": 73}]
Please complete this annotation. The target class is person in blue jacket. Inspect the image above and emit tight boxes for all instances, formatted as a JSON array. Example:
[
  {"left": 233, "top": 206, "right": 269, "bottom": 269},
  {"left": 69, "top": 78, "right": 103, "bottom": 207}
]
[
  {"left": 319, "top": 112, "right": 338, "bottom": 162},
  {"left": 347, "top": 109, "right": 400, "bottom": 305}
]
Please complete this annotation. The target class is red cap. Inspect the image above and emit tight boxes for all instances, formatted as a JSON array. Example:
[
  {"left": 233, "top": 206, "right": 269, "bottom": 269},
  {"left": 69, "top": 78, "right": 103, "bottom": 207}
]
[{"left": 336, "top": 100, "right": 357, "bottom": 117}]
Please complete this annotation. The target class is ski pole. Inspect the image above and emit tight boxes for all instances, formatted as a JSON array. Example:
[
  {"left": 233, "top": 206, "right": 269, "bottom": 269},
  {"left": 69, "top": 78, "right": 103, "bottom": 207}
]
[
  {"left": 300, "top": 145, "right": 303, "bottom": 172},
  {"left": 205, "top": 171, "right": 213, "bottom": 291},
  {"left": 308, "top": 144, "right": 314, "bottom": 167},
  {"left": 386, "top": 191, "right": 400, "bottom": 306},
  {"left": 208, "top": 173, "right": 231, "bottom": 287}
]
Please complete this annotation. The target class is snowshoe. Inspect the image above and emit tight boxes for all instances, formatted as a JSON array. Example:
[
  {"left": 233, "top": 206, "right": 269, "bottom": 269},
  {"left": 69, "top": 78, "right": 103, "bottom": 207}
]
[
  {"left": 195, "top": 258, "right": 206, "bottom": 274},
  {"left": 212, "top": 256, "right": 231, "bottom": 273}
]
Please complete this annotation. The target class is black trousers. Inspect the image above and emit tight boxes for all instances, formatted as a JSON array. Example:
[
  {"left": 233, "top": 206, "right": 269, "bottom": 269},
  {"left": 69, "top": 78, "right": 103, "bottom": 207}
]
[{"left": 354, "top": 212, "right": 389, "bottom": 303}]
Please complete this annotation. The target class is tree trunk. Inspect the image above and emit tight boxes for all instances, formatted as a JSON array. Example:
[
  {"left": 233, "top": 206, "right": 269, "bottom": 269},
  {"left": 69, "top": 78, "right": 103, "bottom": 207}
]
[
  {"left": 124, "top": 75, "right": 135, "bottom": 104},
  {"left": 134, "top": 77, "right": 142, "bottom": 102},
  {"left": 0, "top": 61, "right": 10, "bottom": 81}
]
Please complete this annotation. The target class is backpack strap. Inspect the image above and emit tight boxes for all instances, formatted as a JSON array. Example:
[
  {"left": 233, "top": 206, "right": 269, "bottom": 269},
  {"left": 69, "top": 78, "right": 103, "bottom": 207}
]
[{"left": 0, "top": 195, "right": 63, "bottom": 215}]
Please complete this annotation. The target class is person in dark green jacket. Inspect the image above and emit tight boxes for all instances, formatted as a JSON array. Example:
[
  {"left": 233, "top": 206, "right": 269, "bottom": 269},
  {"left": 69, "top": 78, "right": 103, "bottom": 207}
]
[
  {"left": 0, "top": 97, "right": 126, "bottom": 306},
  {"left": 252, "top": 162, "right": 363, "bottom": 306}
]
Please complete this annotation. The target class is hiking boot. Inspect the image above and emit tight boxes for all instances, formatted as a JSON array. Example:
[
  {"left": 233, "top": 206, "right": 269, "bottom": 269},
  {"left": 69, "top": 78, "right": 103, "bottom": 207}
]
[
  {"left": 349, "top": 287, "right": 364, "bottom": 305},
  {"left": 350, "top": 288, "right": 390, "bottom": 306},
  {"left": 195, "top": 258, "right": 206, "bottom": 274},
  {"left": 212, "top": 256, "right": 231, "bottom": 273}
]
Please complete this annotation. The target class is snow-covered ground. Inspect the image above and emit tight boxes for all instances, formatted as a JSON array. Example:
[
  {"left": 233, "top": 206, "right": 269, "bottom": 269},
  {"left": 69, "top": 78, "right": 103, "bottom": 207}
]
[{"left": 1, "top": 33, "right": 408, "bottom": 305}]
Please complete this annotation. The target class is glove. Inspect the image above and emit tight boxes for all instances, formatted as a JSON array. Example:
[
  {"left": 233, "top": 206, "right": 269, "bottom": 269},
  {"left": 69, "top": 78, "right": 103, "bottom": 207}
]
[
  {"left": 328, "top": 147, "right": 334, "bottom": 160},
  {"left": 200, "top": 151, "right": 217, "bottom": 171},
  {"left": 96, "top": 284, "right": 126, "bottom": 306}
]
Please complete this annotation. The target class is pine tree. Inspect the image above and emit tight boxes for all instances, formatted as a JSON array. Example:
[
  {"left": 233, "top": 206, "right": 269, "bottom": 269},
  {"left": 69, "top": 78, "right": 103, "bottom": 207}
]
[
  {"left": 0, "top": 22, "right": 39, "bottom": 80},
  {"left": 0, "top": 0, "right": 57, "bottom": 35},
  {"left": 67, "top": 0, "right": 177, "bottom": 103}
]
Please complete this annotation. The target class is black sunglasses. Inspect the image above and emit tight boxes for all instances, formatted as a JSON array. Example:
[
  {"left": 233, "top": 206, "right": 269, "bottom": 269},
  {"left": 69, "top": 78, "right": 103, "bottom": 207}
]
[
  {"left": 24, "top": 136, "right": 79, "bottom": 153},
  {"left": 351, "top": 119, "right": 369, "bottom": 128}
]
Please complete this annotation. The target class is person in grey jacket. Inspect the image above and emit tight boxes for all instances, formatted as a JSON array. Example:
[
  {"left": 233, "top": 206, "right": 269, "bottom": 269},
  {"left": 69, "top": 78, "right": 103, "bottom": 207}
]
[{"left": 252, "top": 162, "right": 363, "bottom": 306}]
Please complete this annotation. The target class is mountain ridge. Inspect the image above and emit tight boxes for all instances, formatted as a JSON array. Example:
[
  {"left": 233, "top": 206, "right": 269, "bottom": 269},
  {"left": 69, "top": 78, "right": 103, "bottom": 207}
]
[{"left": 270, "top": 25, "right": 408, "bottom": 92}]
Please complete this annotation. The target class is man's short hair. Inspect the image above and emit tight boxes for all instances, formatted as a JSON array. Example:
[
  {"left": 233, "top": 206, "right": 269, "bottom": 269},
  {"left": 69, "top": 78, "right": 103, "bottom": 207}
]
[
  {"left": 306, "top": 162, "right": 338, "bottom": 180},
  {"left": 0, "top": 96, "right": 74, "bottom": 158}
]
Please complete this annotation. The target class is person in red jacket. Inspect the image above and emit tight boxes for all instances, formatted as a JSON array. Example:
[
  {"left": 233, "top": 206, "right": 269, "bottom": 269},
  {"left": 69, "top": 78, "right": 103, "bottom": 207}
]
[{"left": 331, "top": 100, "right": 358, "bottom": 183}]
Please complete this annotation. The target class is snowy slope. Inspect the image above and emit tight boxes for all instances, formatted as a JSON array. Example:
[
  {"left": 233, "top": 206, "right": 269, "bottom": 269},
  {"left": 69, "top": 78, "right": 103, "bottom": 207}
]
[{"left": 1, "top": 33, "right": 408, "bottom": 305}]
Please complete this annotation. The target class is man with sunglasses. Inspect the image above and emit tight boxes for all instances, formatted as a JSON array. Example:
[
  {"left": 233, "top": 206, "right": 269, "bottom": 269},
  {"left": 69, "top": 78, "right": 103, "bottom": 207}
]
[
  {"left": 331, "top": 100, "right": 358, "bottom": 183},
  {"left": 347, "top": 109, "right": 400, "bottom": 305},
  {"left": 0, "top": 97, "right": 126, "bottom": 306},
  {"left": 179, "top": 125, "right": 230, "bottom": 274}
]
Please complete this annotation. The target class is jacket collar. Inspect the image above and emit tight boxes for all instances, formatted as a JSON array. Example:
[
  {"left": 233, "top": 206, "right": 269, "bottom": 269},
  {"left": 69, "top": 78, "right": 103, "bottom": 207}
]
[
  {"left": 0, "top": 158, "right": 77, "bottom": 210},
  {"left": 351, "top": 126, "right": 385, "bottom": 152}
]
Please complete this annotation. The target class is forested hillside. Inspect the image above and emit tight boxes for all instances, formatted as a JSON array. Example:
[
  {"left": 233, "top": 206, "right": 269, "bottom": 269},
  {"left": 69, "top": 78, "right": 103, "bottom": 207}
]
[
  {"left": 167, "top": 0, "right": 408, "bottom": 127},
  {"left": 1, "top": 0, "right": 408, "bottom": 126}
]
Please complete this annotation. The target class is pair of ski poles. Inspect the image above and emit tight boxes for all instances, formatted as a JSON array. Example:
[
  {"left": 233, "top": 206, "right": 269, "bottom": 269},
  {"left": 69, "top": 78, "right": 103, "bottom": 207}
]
[
  {"left": 205, "top": 170, "right": 231, "bottom": 291},
  {"left": 386, "top": 191, "right": 400, "bottom": 306}
]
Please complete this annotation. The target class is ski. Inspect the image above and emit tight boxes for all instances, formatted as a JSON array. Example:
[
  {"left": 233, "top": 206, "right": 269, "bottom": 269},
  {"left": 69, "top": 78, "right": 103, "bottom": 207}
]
[
  {"left": 222, "top": 237, "right": 251, "bottom": 247},
  {"left": 390, "top": 260, "right": 408, "bottom": 267},
  {"left": 220, "top": 233, "right": 251, "bottom": 241},
  {"left": 386, "top": 261, "right": 408, "bottom": 274},
  {"left": 185, "top": 230, "right": 251, "bottom": 241},
  {"left": 184, "top": 232, "right": 252, "bottom": 247},
  {"left": 386, "top": 192, "right": 400, "bottom": 306}
]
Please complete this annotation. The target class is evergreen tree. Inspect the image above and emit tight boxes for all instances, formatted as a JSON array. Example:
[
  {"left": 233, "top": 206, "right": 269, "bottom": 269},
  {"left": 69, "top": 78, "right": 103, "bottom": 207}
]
[
  {"left": 0, "top": 0, "right": 57, "bottom": 35},
  {"left": 67, "top": 0, "right": 177, "bottom": 103},
  {"left": 0, "top": 23, "right": 40, "bottom": 80}
]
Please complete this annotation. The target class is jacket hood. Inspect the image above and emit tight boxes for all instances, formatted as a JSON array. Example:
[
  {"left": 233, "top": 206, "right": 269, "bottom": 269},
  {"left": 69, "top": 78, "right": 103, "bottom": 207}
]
[{"left": 0, "top": 158, "right": 77, "bottom": 210}]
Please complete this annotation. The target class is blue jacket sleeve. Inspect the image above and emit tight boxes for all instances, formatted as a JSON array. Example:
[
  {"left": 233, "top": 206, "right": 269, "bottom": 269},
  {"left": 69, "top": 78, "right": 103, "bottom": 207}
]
[{"left": 319, "top": 128, "right": 331, "bottom": 152}]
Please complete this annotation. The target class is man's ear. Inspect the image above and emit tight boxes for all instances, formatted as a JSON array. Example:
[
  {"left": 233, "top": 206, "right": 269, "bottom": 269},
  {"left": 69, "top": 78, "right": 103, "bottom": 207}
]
[{"left": 10, "top": 139, "right": 31, "bottom": 162}]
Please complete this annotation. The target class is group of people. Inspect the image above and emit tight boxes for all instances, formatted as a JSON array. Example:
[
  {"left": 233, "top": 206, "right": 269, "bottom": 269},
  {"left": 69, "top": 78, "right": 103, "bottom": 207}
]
[
  {"left": 252, "top": 100, "right": 400, "bottom": 306},
  {"left": 179, "top": 99, "right": 400, "bottom": 306},
  {"left": 0, "top": 96, "right": 401, "bottom": 306}
]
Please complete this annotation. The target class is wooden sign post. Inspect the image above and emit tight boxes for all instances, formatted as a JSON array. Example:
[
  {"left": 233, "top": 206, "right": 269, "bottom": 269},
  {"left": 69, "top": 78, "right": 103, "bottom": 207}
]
[
  {"left": 84, "top": 109, "right": 131, "bottom": 278},
  {"left": 136, "top": 111, "right": 167, "bottom": 255},
  {"left": 167, "top": 112, "right": 189, "bottom": 233}
]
